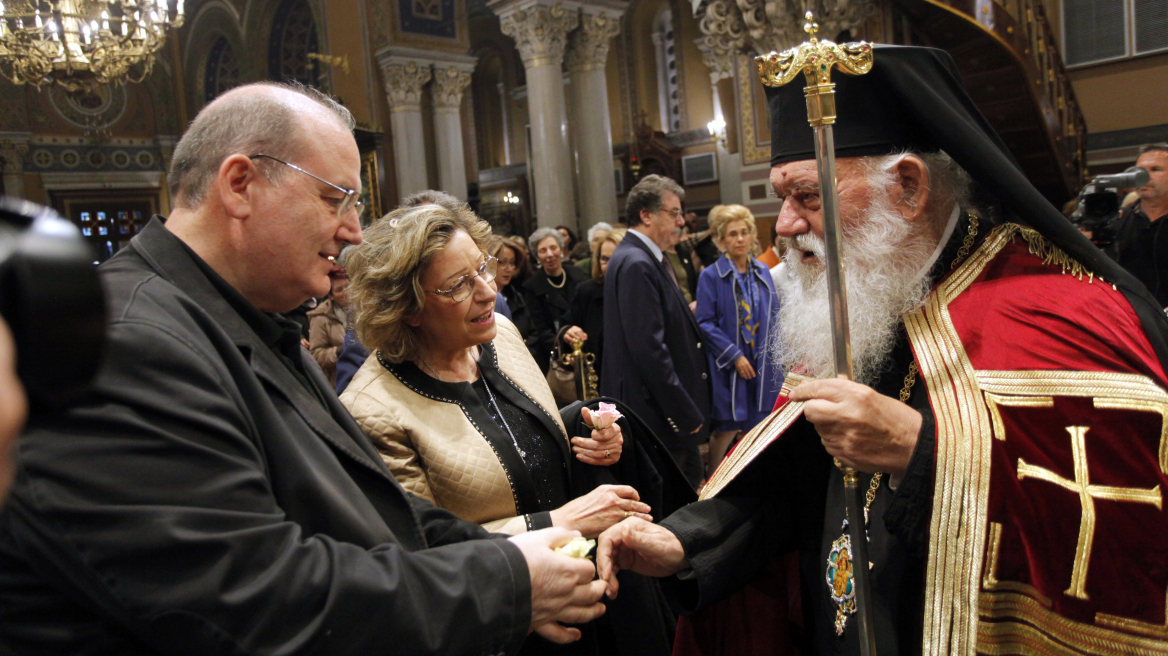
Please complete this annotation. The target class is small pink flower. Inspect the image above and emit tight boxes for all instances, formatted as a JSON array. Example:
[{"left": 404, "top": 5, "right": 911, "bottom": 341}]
[{"left": 591, "top": 402, "right": 623, "bottom": 430}]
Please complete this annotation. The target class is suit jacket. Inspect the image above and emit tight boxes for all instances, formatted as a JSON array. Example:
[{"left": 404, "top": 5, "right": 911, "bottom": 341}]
[
  {"left": 341, "top": 316, "right": 568, "bottom": 536},
  {"left": 601, "top": 233, "right": 711, "bottom": 448},
  {"left": 0, "top": 218, "right": 531, "bottom": 656}
]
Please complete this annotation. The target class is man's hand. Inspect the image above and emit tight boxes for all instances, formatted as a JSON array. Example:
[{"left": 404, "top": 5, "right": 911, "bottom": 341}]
[
  {"left": 734, "top": 356, "right": 756, "bottom": 380},
  {"left": 789, "top": 378, "right": 921, "bottom": 479},
  {"left": 510, "top": 528, "right": 608, "bottom": 643},
  {"left": 596, "top": 518, "right": 688, "bottom": 598}
]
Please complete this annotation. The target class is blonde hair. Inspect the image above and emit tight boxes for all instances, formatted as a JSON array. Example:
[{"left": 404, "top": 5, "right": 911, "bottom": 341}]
[
  {"left": 709, "top": 204, "right": 757, "bottom": 247},
  {"left": 591, "top": 228, "right": 627, "bottom": 283},
  {"left": 345, "top": 203, "right": 492, "bottom": 363}
]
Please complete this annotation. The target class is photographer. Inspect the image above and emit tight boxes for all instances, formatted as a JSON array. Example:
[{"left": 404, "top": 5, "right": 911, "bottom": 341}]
[{"left": 1110, "top": 144, "right": 1168, "bottom": 307}]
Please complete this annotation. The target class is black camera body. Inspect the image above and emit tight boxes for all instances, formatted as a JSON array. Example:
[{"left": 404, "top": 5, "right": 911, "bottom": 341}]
[
  {"left": 0, "top": 197, "right": 106, "bottom": 409},
  {"left": 1069, "top": 167, "right": 1150, "bottom": 250}
]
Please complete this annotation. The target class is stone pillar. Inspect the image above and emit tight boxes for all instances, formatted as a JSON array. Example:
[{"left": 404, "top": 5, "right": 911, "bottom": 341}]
[
  {"left": 696, "top": 35, "right": 743, "bottom": 205},
  {"left": 0, "top": 133, "right": 29, "bottom": 200},
  {"left": 492, "top": 0, "right": 578, "bottom": 228},
  {"left": 432, "top": 60, "right": 477, "bottom": 200},
  {"left": 377, "top": 53, "right": 432, "bottom": 199},
  {"left": 566, "top": 5, "right": 622, "bottom": 231}
]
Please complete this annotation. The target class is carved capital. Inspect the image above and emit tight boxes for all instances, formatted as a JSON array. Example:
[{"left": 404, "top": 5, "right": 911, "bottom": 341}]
[
  {"left": 695, "top": 35, "right": 740, "bottom": 84},
  {"left": 499, "top": 3, "right": 578, "bottom": 69},
  {"left": 566, "top": 10, "right": 621, "bottom": 72},
  {"left": 0, "top": 139, "right": 28, "bottom": 174},
  {"left": 697, "top": 0, "right": 875, "bottom": 56},
  {"left": 381, "top": 60, "right": 432, "bottom": 113},
  {"left": 432, "top": 65, "right": 474, "bottom": 113}
]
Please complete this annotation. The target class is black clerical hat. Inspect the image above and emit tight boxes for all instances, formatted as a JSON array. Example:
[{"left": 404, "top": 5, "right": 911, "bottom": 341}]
[{"left": 764, "top": 44, "right": 1168, "bottom": 371}]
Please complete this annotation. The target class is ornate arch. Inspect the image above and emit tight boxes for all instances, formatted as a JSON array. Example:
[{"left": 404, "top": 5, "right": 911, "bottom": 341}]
[{"left": 182, "top": 0, "right": 248, "bottom": 116}]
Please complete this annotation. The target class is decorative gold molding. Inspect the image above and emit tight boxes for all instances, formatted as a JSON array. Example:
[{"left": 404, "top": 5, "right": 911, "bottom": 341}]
[{"left": 736, "top": 52, "right": 769, "bottom": 165}]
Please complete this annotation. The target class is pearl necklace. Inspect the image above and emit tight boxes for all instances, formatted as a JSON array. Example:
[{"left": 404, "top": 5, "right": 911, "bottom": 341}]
[{"left": 546, "top": 270, "right": 567, "bottom": 288}]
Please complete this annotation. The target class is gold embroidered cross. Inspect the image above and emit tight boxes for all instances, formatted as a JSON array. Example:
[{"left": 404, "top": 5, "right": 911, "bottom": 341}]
[{"left": 1017, "top": 426, "right": 1162, "bottom": 600}]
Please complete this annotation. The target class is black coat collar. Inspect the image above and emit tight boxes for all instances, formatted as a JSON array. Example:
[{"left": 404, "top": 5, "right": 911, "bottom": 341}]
[{"left": 129, "top": 219, "right": 394, "bottom": 484}]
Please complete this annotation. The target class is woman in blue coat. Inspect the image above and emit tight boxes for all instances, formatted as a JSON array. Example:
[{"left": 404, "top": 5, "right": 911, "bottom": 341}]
[{"left": 695, "top": 204, "right": 783, "bottom": 476}]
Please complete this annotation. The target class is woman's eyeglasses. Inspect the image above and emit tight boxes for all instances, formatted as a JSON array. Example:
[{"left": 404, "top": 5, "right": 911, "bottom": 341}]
[{"left": 430, "top": 256, "right": 498, "bottom": 302}]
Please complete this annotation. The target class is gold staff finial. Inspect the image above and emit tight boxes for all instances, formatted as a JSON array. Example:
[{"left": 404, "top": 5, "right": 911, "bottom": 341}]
[
  {"left": 754, "top": 11, "right": 873, "bottom": 127},
  {"left": 804, "top": 11, "right": 819, "bottom": 43}
]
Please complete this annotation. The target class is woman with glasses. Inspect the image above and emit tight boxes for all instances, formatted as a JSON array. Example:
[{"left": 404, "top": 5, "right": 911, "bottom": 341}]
[
  {"left": 694, "top": 204, "right": 783, "bottom": 476},
  {"left": 339, "top": 203, "right": 666, "bottom": 655},
  {"left": 560, "top": 229, "right": 626, "bottom": 389},
  {"left": 486, "top": 235, "right": 541, "bottom": 364}
]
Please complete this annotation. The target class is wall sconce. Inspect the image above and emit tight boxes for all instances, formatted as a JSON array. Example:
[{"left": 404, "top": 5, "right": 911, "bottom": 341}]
[
  {"left": 503, "top": 191, "right": 521, "bottom": 205},
  {"left": 707, "top": 118, "right": 727, "bottom": 148}
]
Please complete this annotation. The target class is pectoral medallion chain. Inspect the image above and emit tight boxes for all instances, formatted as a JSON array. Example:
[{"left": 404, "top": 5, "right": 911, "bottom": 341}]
[{"left": 825, "top": 361, "right": 918, "bottom": 635}]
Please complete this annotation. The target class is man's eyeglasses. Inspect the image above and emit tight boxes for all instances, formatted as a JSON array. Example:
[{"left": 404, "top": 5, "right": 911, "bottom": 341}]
[
  {"left": 430, "top": 256, "right": 498, "bottom": 303},
  {"left": 249, "top": 154, "right": 364, "bottom": 219},
  {"left": 658, "top": 207, "right": 684, "bottom": 219}
]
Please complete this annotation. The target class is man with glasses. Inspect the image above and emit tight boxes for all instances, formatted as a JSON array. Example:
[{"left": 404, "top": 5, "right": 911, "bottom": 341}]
[
  {"left": 602, "top": 174, "right": 712, "bottom": 488},
  {"left": 1110, "top": 143, "right": 1168, "bottom": 308},
  {"left": 0, "top": 82, "right": 605, "bottom": 655}
]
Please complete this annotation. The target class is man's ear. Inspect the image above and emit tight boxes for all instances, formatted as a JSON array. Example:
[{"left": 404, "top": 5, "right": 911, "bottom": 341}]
[
  {"left": 886, "top": 155, "right": 930, "bottom": 222},
  {"left": 638, "top": 208, "right": 654, "bottom": 228},
  {"left": 217, "top": 154, "right": 259, "bottom": 220}
]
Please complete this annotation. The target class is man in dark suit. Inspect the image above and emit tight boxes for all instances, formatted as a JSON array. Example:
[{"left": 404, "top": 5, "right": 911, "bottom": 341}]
[
  {"left": 0, "top": 82, "right": 604, "bottom": 655},
  {"left": 601, "top": 174, "right": 711, "bottom": 487}
]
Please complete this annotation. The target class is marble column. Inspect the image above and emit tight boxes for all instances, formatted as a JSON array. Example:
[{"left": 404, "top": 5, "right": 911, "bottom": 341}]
[
  {"left": 566, "top": 5, "right": 622, "bottom": 230},
  {"left": 696, "top": 36, "right": 743, "bottom": 204},
  {"left": 432, "top": 60, "right": 477, "bottom": 200},
  {"left": 377, "top": 53, "right": 432, "bottom": 199},
  {"left": 0, "top": 134, "right": 29, "bottom": 200},
  {"left": 492, "top": 0, "right": 578, "bottom": 228}
]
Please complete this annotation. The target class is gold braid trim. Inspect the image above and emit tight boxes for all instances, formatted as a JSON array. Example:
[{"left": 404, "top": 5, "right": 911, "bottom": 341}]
[{"left": 1014, "top": 225, "right": 1100, "bottom": 284}]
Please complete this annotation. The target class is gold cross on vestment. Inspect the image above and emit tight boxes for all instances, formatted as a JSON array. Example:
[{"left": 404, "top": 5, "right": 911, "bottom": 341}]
[{"left": 1017, "top": 426, "right": 1163, "bottom": 600}]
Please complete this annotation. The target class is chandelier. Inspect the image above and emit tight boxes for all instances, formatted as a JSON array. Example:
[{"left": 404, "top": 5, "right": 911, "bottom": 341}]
[{"left": 0, "top": 0, "right": 183, "bottom": 92}]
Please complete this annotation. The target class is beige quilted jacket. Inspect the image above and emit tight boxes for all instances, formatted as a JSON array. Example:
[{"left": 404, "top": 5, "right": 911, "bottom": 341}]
[{"left": 340, "top": 315, "right": 569, "bottom": 535}]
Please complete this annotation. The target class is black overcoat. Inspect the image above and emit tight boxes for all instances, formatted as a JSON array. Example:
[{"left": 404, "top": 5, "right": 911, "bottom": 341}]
[
  {"left": 0, "top": 218, "right": 532, "bottom": 655},
  {"left": 600, "top": 234, "right": 711, "bottom": 449}
]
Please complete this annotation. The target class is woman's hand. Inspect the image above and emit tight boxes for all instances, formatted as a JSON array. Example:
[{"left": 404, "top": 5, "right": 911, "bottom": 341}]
[
  {"left": 563, "top": 326, "right": 588, "bottom": 344},
  {"left": 549, "top": 485, "right": 653, "bottom": 538},
  {"left": 572, "top": 406, "right": 622, "bottom": 466},
  {"left": 734, "top": 356, "right": 757, "bottom": 380}
]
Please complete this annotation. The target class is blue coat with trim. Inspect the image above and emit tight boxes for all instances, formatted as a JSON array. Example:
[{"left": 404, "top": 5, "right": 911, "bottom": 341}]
[{"left": 695, "top": 254, "right": 783, "bottom": 426}]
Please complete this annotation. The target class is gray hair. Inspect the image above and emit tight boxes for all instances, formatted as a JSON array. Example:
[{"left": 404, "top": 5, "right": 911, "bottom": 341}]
[
  {"left": 167, "top": 81, "right": 355, "bottom": 209},
  {"left": 1139, "top": 143, "right": 1168, "bottom": 157},
  {"left": 528, "top": 227, "right": 563, "bottom": 254},
  {"left": 626, "top": 174, "right": 685, "bottom": 227},
  {"left": 860, "top": 150, "right": 972, "bottom": 230},
  {"left": 587, "top": 222, "right": 613, "bottom": 243}
]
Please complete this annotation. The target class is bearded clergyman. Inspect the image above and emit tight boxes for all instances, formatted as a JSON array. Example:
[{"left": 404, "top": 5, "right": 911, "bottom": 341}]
[{"left": 595, "top": 45, "right": 1168, "bottom": 656}]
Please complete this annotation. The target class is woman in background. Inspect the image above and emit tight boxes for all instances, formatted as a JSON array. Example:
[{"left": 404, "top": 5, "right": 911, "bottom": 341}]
[
  {"left": 307, "top": 265, "right": 349, "bottom": 387},
  {"left": 562, "top": 228, "right": 625, "bottom": 390},
  {"left": 524, "top": 227, "right": 588, "bottom": 372},
  {"left": 695, "top": 204, "right": 783, "bottom": 476}
]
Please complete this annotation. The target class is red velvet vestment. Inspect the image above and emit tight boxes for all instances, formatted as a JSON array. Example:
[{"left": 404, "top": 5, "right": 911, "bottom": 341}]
[{"left": 679, "top": 224, "right": 1168, "bottom": 655}]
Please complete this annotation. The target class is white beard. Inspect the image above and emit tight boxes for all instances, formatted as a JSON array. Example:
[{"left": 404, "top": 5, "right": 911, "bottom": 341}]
[{"left": 772, "top": 192, "right": 939, "bottom": 385}]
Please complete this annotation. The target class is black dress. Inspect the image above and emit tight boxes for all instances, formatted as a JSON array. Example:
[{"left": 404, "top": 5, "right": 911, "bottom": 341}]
[
  {"left": 564, "top": 279, "right": 606, "bottom": 384},
  {"left": 523, "top": 266, "right": 590, "bottom": 372}
]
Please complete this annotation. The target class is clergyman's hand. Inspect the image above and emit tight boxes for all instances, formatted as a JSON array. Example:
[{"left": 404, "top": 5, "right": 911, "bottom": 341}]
[
  {"left": 510, "top": 528, "right": 607, "bottom": 643},
  {"left": 596, "top": 518, "right": 688, "bottom": 598},
  {"left": 789, "top": 378, "right": 921, "bottom": 479}
]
